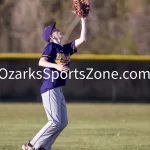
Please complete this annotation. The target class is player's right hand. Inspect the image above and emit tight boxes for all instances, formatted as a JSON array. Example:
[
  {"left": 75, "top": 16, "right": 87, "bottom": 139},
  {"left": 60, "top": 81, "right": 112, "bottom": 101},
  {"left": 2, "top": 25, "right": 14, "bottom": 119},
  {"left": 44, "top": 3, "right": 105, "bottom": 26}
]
[{"left": 55, "top": 64, "right": 70, "bottom": 72}]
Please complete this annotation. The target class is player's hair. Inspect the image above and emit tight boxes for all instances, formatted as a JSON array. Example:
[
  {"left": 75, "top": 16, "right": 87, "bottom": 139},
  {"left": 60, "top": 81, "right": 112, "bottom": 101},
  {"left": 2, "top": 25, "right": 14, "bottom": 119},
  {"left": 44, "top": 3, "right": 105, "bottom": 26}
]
[
  {"left": 50, "top": 29, "right": 57, "bottom": 43},
  {"left": 50, "top": 37, "right": 54, "bottom": 43}
]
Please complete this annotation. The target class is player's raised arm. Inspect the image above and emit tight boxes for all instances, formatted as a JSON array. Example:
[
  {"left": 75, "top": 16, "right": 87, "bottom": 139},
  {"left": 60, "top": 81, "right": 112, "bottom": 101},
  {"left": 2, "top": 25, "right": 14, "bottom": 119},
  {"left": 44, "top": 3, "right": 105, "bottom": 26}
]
[{"left": 75, "top": 17, "right": 87, "bottom": 47}]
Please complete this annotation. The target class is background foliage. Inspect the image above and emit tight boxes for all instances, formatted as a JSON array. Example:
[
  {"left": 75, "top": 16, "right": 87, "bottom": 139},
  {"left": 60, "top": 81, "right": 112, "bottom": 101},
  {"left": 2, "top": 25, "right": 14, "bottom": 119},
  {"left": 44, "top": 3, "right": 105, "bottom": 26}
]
[{"left": 0, "top": 0, "right": 150, "bottom": 54}]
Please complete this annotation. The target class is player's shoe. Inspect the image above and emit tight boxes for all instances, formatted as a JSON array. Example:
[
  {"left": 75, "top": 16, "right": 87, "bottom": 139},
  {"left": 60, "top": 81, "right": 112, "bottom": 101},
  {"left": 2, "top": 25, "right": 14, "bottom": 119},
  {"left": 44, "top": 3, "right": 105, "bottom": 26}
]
[{"left": 22, "top": 142, "right": 35, "bottom": 150}]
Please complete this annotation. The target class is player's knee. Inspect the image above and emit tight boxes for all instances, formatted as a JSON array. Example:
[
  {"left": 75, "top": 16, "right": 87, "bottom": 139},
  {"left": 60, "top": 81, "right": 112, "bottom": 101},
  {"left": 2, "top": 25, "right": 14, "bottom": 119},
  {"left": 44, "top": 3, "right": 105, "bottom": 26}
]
[
  {"left": 47, "top": 119, "right": 61, "bottom": 129},
  {"left": 62, "top": 119, "right": 68, "bottom": 129},
  {"left": 53, "top": 120, "right": 61, "bottom": 129}
]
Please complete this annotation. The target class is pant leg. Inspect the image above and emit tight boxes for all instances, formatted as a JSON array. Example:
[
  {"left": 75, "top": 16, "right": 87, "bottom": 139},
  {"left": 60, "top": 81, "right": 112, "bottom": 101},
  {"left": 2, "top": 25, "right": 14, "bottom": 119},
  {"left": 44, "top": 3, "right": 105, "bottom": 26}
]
[
  {"left": 42, "top": 88, "right": 68, "bottom": 150},
  {"left": 30, "top": 87, "right": 62, "bottom": 149}
]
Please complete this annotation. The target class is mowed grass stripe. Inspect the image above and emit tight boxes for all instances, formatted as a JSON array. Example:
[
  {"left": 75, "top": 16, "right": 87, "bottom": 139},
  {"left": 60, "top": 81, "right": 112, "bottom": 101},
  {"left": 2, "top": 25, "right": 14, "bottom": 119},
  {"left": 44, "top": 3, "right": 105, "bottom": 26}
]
[{"left": 0, "top": 103, "right": 150, "bottom": 150}]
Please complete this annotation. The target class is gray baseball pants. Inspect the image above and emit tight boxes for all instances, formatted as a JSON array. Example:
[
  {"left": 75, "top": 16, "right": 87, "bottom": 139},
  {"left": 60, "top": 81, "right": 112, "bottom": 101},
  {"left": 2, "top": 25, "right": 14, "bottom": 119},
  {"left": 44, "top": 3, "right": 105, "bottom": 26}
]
[{"left": 30, "top": 87, "right": 68, "bottom": 150}]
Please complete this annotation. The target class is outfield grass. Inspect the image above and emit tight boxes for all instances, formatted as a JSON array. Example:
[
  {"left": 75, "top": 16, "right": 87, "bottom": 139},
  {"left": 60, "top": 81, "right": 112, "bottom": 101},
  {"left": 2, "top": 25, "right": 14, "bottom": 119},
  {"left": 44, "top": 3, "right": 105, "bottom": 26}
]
[{"left": 0, "top": 103, "right": 150, "bottom": 150}]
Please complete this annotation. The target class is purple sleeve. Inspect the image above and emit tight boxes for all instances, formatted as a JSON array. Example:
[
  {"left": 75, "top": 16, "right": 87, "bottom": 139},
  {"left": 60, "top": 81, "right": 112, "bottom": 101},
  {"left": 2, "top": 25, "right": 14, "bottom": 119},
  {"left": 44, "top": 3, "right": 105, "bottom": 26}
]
[
  {"left": 42, "top": 43, "right": 53, "bottom": 58},
  {"left": 64, "top": 41, "right": 77, "bottom": 56}
]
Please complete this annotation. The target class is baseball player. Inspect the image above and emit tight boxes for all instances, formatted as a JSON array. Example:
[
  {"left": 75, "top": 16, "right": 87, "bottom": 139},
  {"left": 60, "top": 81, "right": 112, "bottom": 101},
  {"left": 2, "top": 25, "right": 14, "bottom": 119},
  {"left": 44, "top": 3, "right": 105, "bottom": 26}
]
[{"left": 22, "top": 17, "right": 87, "bottom": 150}]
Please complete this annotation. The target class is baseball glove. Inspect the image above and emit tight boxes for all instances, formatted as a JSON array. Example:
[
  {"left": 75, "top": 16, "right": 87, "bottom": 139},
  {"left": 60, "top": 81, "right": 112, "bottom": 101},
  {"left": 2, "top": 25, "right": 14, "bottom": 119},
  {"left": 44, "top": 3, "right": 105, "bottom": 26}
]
[{"left": 72, "top": 0, "right": 90, "bottom": 17}]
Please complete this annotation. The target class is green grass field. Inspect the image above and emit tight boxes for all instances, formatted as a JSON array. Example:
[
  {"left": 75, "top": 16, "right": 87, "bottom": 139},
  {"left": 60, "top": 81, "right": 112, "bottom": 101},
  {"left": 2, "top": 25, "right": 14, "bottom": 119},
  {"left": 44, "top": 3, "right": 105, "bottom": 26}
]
[{"left": 0, "top": 103, "right": 150, "bottom": 150}]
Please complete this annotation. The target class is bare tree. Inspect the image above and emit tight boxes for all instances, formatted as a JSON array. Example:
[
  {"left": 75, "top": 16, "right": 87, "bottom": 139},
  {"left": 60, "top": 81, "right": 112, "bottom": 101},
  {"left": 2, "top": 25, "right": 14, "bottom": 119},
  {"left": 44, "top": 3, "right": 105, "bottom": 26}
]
[{"left": 0, "top": 0, "right": 150, "bottom": 54}]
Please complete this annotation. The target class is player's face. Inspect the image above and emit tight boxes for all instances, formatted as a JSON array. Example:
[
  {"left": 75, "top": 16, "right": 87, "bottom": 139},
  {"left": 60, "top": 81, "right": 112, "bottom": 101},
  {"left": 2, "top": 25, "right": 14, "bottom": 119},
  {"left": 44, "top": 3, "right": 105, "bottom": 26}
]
[{"left": 52, "top": 29, "right": 64, "bottom": 40}]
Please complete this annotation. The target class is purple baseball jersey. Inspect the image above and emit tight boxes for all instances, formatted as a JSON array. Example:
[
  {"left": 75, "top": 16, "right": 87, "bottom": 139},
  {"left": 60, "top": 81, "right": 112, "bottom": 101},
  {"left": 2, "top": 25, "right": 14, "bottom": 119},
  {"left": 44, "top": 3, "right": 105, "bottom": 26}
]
[{"left": 40, "top": 41, "right": 77, "bottom": 94}]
